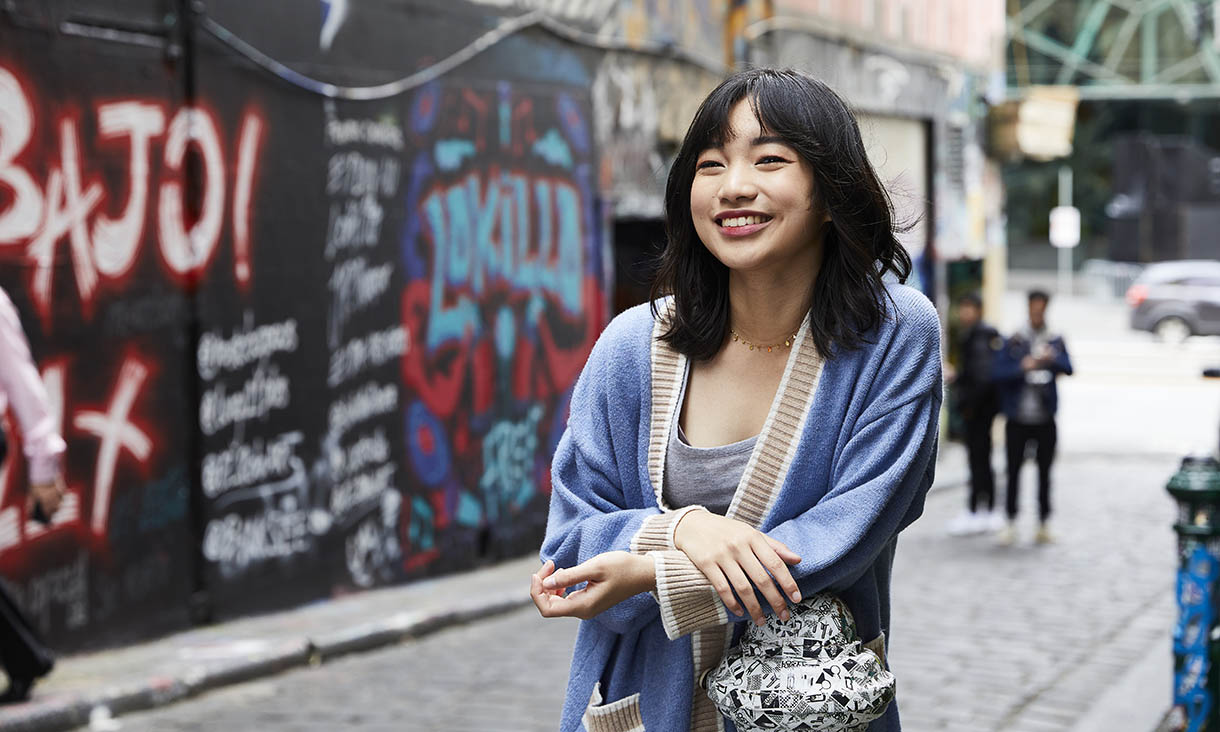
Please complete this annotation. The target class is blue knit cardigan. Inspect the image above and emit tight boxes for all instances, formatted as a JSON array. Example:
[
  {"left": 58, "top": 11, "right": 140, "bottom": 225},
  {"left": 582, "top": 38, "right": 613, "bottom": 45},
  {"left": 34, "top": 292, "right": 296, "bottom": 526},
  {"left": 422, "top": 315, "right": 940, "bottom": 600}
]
[{"left": 541, "top": 284, "right": 943, "bottom": 732}]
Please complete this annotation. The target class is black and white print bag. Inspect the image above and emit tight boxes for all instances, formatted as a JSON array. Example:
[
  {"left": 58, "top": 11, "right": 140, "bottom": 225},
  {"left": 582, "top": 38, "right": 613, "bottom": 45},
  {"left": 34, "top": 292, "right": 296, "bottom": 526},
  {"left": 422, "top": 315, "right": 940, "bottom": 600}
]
[{"left": 702, "top": 594, "right": 895, "bottom": 731}]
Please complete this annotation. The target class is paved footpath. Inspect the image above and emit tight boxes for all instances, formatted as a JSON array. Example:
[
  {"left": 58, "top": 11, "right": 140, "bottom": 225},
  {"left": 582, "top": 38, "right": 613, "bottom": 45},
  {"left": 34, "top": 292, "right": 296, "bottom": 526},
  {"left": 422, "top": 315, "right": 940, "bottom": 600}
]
[{"left": 30, "top": 448, "right": 1180, "bottom": 732}]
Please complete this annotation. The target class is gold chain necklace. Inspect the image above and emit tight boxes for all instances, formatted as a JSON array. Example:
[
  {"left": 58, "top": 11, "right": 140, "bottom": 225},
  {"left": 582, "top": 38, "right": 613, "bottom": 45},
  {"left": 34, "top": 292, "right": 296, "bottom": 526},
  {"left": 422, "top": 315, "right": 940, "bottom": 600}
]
[{"left": 729, "top": 328, "right": 799, "bottom": 353}]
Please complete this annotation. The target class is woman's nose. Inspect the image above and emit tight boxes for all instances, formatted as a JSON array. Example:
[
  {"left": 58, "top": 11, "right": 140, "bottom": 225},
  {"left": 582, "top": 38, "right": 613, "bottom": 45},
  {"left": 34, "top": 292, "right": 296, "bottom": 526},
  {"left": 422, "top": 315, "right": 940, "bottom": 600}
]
[{"left": 717, "top": 163, "right": 758, "bottom": 202}]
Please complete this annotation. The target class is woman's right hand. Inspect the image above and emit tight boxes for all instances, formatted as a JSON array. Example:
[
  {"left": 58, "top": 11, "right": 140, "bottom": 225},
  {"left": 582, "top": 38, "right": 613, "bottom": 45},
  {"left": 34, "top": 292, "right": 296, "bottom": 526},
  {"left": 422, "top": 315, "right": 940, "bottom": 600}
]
[
  {"left": 674, "top": 511, "right": 802, "bottom": 625},
  {"left": 531, "top": 553, "right": 656, "bottom": 621}
]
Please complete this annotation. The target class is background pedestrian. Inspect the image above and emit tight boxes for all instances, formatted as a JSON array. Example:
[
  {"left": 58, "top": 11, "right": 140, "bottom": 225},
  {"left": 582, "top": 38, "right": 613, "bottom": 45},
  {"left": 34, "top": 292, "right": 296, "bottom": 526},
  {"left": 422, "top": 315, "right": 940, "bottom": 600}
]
[
  {"left": 994, "top": 289, "right": 1073, "bottom": 546},
  {"left": 945, "top": 292, "right": 1004, "bottom": 536},
  {"left": 0, "top": 286, "right": 64, "bottom": 702}
]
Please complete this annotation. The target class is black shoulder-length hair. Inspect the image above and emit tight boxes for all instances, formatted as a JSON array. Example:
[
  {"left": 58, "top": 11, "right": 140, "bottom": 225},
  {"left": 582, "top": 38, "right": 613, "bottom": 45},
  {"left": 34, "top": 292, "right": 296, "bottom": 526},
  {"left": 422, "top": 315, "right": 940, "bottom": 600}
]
[{"left": 650, "top": 67, "right": 912, "bottom": 361}]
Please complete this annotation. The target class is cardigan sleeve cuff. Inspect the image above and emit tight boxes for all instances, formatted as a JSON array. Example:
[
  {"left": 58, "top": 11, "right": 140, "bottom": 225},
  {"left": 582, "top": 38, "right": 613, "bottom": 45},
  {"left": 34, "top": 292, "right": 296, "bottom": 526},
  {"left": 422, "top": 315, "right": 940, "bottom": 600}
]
[
  {"left": 647, "top": 550, "right": 726, "bottom": 640},
  {"left": 629, "top": 505, "right": 707, "bottom": 554}
]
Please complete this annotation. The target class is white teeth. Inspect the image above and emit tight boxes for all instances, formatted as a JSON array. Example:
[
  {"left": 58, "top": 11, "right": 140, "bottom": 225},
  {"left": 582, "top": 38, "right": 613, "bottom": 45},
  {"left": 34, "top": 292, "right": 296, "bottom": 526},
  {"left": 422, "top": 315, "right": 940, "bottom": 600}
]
[{"left": 720, "top": 215, "right": 767, "bottom": 228}]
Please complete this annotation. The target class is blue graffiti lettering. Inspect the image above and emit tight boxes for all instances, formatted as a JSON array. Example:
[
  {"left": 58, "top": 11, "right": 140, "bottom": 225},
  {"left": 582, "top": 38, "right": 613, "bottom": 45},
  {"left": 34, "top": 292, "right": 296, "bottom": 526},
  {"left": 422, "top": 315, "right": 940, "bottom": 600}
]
[
  {"left": 532, "top": 129, "right": 572, "bottom": 169},
  {"left": 434, "top": 139, "right": 476, "bottom": 172},
  {"left": 422, "top": 172, "right": 583, "bottom": 350},
  {"left": 478, "top": 405, "right": 543, "bottom": 522},
  {"left": 408, "top": 496, "right": 434, "bottom": 551},
  {"left": 456, "top": 492, "right": 482, "bottom": 528}
]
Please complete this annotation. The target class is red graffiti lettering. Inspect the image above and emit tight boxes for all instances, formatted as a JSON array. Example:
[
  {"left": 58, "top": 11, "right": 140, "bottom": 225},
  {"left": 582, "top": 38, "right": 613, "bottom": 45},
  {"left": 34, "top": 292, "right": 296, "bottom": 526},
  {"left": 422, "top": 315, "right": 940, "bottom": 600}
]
[{"left": 0, "top": 63, "right": 266, "bottom": 321}]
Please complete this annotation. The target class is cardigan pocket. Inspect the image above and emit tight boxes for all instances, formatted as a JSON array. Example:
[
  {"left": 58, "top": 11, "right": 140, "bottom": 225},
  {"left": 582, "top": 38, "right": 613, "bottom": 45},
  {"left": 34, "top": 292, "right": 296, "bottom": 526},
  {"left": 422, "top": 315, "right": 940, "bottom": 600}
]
[
  {"left": 863, "top": 631, "right": 887, "bottom": 669},
  {"left": 582, "top": 682, "right": 646, "bottom": 732}
]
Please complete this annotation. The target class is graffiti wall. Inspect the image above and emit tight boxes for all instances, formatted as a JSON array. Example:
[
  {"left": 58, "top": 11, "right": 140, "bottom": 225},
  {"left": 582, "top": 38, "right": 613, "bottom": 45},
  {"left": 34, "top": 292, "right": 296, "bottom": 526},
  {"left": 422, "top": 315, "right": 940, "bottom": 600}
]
[
  {"left": 0, "top": 0, "right": 606, "bottom": 646},
  {"left": 0, "top": 19, "right": 203, "bottom": 648}
]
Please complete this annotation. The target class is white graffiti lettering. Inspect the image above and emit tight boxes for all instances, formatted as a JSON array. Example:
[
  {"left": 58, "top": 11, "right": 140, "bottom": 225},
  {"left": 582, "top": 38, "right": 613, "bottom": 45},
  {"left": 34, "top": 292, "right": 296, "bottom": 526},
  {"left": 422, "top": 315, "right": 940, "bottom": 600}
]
[
  {"left": 324, "top": 114, "right": 404, "bottom": 150},
  {"left": 0, "top": 64, "right": 264, "bottom": 319},
  {"left": 201, "top": 430, "right": 304, "bottom": 499},
  {"left": 74, "top": 358, "right": 153, "bottom": 536},
  {"left": 329, "top": 463, "right": 395, "bottom": 520},
  {"left": 92, "top": 102, "right": 165, "bottom": 278},
  {"left": 327, "top": 325, "right": 407, "bottom": 387},
  {"left": 330, "top": 428, "right": 390, "bottom": 480},
  {"left": 0, "top": 67, "right": 42, "bottom": 241},
  {"left": 327, "top": 152, "right": 399, "bottom": 198},
  {"left": 202, "top": 502, "right": 311, "bottom": 569},
  {"left": 327, "top": 381, "right": 398, "bottom": 441},
  {"left": 199, "top": 362, "right": 291, "bottom": 437},
  {"left": 327, "top": 257, "right": 393, "bottom": 347},
  {"left": 197, "top": 316, "right": 299, "bottom": 380}
]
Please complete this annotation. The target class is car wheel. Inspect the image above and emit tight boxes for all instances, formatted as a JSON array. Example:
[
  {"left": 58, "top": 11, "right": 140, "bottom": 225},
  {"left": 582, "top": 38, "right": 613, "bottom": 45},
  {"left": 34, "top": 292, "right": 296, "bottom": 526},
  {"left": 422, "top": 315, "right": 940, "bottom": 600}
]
[{"left": 1154, "top": 316, "right": 1192, "bottom": 344}]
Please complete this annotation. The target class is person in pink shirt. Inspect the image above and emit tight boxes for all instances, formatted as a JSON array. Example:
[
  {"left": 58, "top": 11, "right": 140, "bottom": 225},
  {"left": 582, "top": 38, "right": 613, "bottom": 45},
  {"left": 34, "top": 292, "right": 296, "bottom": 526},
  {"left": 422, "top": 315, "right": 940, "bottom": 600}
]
[{"left": 0, "top": 285, "right": 65, "bottom": 703}]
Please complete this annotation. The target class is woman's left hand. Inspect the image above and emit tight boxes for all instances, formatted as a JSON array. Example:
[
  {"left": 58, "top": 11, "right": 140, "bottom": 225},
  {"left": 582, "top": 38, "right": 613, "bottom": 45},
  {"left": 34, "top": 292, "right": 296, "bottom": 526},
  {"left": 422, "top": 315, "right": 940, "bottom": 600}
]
[{"left": 531, "top": 552, "right": 656, "bottom": 621}]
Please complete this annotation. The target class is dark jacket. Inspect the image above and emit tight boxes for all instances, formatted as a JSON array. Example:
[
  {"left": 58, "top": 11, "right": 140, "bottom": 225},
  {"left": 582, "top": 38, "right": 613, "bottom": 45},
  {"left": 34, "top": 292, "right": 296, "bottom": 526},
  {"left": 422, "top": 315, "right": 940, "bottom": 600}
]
[
  {"left": 993, "top": 327, "right": 1073, "bottom": 421},
  {"left": 955, "top": 321, "right": 1002, "bottom": 420}
]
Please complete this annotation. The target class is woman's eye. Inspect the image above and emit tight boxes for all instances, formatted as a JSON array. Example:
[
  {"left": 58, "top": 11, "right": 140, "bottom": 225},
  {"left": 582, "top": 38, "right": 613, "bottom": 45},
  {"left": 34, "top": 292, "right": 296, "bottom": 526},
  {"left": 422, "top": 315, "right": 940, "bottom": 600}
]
[
  {"left": 758, "top": 155, "right": 787, "bottom": 165},
  {"left": 696, "top": 160, "right": 722, "bottom": 170}
]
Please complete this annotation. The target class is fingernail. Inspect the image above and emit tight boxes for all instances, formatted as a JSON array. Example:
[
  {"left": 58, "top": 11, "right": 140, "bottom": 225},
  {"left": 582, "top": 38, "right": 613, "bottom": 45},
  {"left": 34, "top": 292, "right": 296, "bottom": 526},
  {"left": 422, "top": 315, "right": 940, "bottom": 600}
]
[
  {"left": 781, "top": 611, "right": 790, "bottom": 622},
  {"left": 793, "top": 591, "right": 802, "bottom": 602},
  {"left": 542, "top": 577, "right": 556, "bottom": 589},
  {"left": 755, "top": 617, "right": 766, "bottom": 626}
]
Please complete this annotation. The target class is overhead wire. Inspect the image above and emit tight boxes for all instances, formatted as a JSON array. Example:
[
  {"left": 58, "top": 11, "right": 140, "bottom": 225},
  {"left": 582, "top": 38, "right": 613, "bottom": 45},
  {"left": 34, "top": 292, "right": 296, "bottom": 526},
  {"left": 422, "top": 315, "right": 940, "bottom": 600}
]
[{"left": 200, "top": 10, "right": 726, "bottom": 102}]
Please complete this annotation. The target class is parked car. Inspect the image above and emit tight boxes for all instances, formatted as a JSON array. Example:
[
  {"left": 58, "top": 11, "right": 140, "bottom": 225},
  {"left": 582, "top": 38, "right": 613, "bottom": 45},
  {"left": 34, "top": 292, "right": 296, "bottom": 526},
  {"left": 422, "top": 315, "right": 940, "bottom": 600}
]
[{"left": 1127, "top": 260, "right": 1220, "bottom": 342}]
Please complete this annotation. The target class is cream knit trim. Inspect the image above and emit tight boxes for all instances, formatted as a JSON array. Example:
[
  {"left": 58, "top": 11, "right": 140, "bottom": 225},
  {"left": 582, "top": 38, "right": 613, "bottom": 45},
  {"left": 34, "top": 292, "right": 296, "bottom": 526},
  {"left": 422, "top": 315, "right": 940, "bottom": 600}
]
[
  {"left": 582, "top": 683, "right": 646, "bottom": 732},
  {"left": 629, "top": 306, "right": 701, "bottom": 557},
  {"left": 690, "top": 625, "right": 730, "bottom": 732},
  {"left": 725, "top": 316, "right": 824, "bottom": 527},
  {"left": 631, "top": 505, "right": 708, "bottom": 554},
  {"left": 649, "top": 550, "right": 727, "bottom": 640},
  {"left": 647, "top": 308, "right": 686, "bottom": 510}
]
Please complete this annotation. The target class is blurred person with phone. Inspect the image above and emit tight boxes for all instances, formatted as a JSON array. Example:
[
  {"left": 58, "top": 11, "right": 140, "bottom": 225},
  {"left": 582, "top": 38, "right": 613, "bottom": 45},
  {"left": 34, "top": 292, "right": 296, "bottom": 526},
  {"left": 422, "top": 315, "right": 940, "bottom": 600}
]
[
  {"left": 993, "top": 289, "right": 1073, "bottom": 546},
  {"left": 0, "top": 286, "right": 65, "bottom": 702}
]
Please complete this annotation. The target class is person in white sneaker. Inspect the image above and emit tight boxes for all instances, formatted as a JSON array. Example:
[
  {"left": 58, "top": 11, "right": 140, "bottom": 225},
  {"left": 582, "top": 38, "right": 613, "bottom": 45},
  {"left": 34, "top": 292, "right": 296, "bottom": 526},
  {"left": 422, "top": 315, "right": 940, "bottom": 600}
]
[
  {"left": 945, "top": 293, "right": 1002, "bottom": 537},
  {"left": 994, "top": 290, "right": 1073, "bottom": 545}
]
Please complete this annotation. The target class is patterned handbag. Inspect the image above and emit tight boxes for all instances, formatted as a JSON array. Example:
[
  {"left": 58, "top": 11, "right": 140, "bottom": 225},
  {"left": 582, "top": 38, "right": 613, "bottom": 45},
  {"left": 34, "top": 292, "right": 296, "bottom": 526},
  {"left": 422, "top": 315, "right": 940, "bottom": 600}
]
[{"left": 702, "top": 593, "right": 895, "bottom": 731}]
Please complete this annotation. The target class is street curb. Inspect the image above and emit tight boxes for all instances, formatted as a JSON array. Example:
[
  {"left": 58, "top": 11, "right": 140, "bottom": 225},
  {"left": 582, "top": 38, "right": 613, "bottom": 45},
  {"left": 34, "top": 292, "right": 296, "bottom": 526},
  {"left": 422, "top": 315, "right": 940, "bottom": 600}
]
[{"left": 0, "top": 592, "right": 533, "bottom": 732}]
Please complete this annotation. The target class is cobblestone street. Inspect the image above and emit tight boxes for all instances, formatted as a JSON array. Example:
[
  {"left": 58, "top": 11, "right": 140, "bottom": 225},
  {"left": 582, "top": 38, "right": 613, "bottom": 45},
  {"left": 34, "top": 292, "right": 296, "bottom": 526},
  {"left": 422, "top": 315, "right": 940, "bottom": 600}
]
[
  {"left": 115, "top": 608, "right": 581, "bottom": 732},
  {"left": 109, "top": 451, "right": 1179, "bottom": 732},
  {"left": 890, "top": 454, "right": 1176, "bottom": 731}
]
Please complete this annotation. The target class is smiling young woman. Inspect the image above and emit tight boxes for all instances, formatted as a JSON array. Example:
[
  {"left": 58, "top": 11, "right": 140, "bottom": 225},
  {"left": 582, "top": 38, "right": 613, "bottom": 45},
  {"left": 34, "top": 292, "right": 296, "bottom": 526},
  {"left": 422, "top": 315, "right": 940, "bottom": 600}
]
[{"left": 531, "top": 68, "right": 942, "bottom": 732}]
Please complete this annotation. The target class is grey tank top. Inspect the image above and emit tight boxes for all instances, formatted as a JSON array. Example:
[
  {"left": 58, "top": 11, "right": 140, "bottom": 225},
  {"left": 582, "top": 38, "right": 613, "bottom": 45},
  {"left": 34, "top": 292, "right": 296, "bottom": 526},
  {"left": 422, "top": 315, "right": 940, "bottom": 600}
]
[{"left": 662, "top": 366, "right": 757, "bottom": 515}]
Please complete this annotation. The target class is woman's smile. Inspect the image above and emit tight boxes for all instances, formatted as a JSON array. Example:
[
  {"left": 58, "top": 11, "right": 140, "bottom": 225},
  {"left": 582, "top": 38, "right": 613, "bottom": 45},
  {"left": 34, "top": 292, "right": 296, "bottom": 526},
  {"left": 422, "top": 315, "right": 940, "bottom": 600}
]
[{"left": 715, "top": 210, "right": 774, "bottom": 237}]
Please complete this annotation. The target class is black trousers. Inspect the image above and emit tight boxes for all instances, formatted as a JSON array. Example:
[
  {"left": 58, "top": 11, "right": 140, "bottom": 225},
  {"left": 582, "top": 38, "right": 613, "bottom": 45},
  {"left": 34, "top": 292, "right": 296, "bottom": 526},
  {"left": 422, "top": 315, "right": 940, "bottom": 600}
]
[
  {"left": 1005, "top": 420, "right": 1057, "bottom": 523},
  {"left": 0, "top": 579, "right": 52, "bottom": 681},
  {"left": 964, "top": 412, "right": 996, "bottom": 513}
]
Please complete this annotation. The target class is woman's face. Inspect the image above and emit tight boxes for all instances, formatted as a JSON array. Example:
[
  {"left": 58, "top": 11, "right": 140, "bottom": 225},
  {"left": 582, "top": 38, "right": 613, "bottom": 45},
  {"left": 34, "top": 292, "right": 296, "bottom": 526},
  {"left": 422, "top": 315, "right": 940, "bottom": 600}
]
[{"left": 689, "top": 99, "right": 827, "bottom": 277}]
